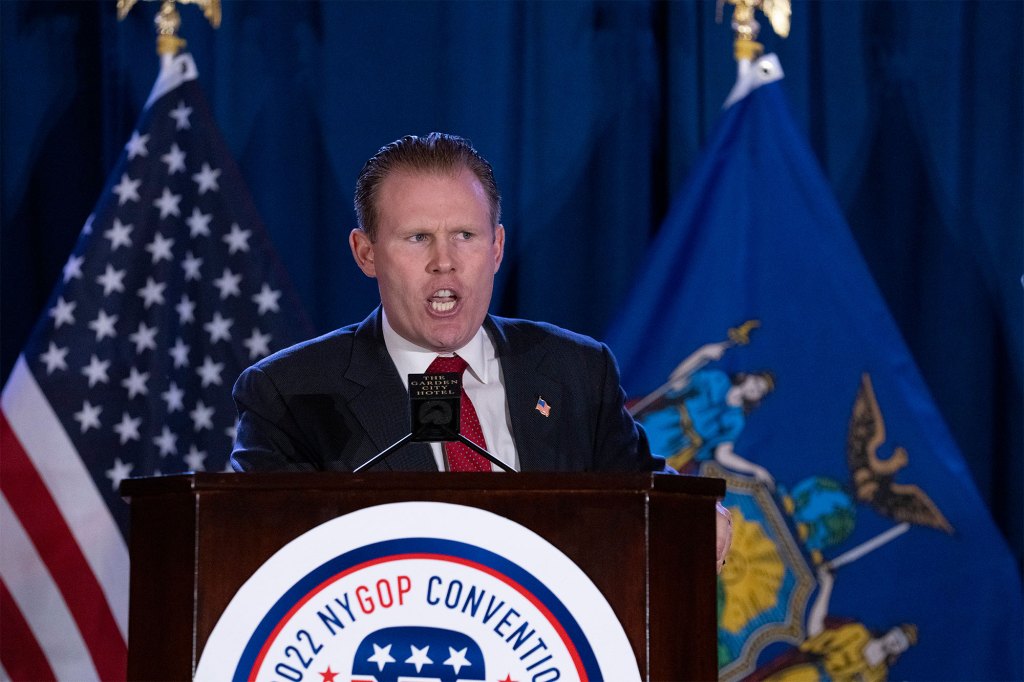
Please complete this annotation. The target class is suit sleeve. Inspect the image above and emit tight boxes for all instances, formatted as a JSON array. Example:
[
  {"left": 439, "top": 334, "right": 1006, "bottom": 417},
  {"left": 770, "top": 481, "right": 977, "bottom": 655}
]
[
  {"left": 593, "top": 342, "right": 672, "bottom": 473},
  {"left": 230, "top": 364, "right": 323, "bottom": 472}
]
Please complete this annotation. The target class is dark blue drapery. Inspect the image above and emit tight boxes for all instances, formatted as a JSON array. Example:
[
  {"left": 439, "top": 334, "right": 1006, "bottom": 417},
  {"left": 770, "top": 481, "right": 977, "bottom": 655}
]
[{"left": 2, "top": 0, "right": 1020, "bottom": 566}]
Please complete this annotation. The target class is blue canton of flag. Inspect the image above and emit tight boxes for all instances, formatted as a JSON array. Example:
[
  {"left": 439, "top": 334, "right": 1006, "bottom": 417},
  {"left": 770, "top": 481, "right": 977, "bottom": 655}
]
[
  {"left": 0, "top": 52, "right": 312, "bottom": 681},
  {"left": 351, "top": 626, "right": 486, "bottom": 682},
  {"left": 606, "top": 55, "right": 1022, "bottom": 681}
]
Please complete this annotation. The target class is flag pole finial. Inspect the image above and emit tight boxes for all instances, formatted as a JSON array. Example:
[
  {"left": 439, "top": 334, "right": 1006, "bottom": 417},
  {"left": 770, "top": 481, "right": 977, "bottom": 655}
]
[
  {"left": 717, "top": 0, "right": 790, "bottom": 61},
  {"left": 116, "top": 0, "right": 221, "bottom": 56}
]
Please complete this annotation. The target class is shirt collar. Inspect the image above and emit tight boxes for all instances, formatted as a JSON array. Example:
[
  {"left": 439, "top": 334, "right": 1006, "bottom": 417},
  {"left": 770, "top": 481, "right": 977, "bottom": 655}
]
[{"left": 381, "top": 311, "right": 493, "bottom": 386}]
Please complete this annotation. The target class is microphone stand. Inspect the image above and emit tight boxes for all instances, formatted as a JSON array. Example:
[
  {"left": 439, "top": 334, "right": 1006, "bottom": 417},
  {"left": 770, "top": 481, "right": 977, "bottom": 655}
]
[{"left": 354, "top": 427, "right": 516, "bottom": 473}]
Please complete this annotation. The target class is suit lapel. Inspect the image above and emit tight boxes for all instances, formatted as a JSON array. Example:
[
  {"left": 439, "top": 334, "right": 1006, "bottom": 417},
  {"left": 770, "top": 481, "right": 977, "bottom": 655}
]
[
  {"left": 344, "top": 309, "right": 436, "bottom": 472},
  {"left": 487, "top": 317, "right": 564, "bottom": 472}
]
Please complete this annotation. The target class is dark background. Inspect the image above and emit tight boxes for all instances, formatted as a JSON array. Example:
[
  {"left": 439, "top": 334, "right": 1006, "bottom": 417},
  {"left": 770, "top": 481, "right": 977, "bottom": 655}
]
[{"left": 2, "top": 0, "right": 1020, "bottom": 567}]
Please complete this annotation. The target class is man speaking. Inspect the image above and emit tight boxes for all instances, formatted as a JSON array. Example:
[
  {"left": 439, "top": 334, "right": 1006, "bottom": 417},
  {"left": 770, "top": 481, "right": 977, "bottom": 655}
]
[{"left": 230, "top": 132, "right": 666, "bottom": 475}]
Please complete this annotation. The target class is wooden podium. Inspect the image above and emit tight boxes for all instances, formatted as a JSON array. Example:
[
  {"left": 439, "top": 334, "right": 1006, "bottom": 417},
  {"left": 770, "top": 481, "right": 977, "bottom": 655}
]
[{"left": 121, "top": 472, "right": 724, "bottom": 680}]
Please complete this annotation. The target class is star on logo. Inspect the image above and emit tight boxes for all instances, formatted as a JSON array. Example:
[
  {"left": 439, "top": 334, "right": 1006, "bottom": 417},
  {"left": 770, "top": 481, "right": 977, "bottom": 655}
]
[
  {"left": 367, "top": 643, "right": 396, "bottom": 672},
  {"left": 443, "top": 647, "right": 472, "bottom": 675},
  {"left": 212, "top": 268, "right": 242, "bottom": 299},
  {"left": 161, "top": 142, "right": 187, "bottom": 174},
  {"left": 169, "top": 100, "right": 193, "bottom": 130},
  {"left": 405, "top": 645, "right": 433, "bottom": 674},
  {"left": 49, "top": 296, "right": 77, "bottom": 328},
  {"left": 125, "top": 130, "right": 150, "bottom": 159},
  {"left": 318, "top": 666, "right": 339, "bottom": 682},
  {"left": 104, "top": 219, "right": 134, "bottom": 250},
  {"left": 197, "top": 356, "right": 225, "bottom": 387},
  {"left": 96, "top": 264, "right": 127, "bottom": 296},
  {"left": 73, "top": 400, "right": 103, "bottom": 433},
  {"left": 113, "top": 411, "right": 142, "bottom": 444},
  {"left": 82, "top": 355, "right": 111, "bottom": 387},
  {"left": 112, "top": 173, "right": 141, "bottom": 205},
  {"left": 106, "top": 457, "right": 135, "bottom": 491},
  {"left": 222, "top": 223, "right": 252, "bottom": 254},
  {"left": 192, "top": 162, "right": 221, "bottom": 194},
  {"left": 153, "top": 187, "right": 182, "bottom": 219}
]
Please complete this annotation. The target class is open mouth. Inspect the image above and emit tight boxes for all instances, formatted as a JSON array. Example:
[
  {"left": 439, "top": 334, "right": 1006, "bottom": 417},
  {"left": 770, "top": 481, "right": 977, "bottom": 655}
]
[{"left": 429, "top": 288, "right": 457, "bottom": 313}]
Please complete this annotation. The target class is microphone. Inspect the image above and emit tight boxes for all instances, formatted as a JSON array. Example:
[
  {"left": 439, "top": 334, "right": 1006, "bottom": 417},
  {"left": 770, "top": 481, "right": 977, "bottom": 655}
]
[{"left": 353, "top": 372, "right": 516, "bottom": 473}]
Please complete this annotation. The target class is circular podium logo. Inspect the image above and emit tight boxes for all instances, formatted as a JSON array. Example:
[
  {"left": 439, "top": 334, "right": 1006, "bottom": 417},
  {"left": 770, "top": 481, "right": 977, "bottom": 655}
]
[{"left": 196, "top": 502, "right": 640, "bottom": 682}]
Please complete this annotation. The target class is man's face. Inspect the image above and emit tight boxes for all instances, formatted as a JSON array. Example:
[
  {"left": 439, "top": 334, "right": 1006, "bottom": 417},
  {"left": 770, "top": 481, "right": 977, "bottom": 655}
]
[{"left": 349, "top": 167, "right": 504, "bottom": 353}]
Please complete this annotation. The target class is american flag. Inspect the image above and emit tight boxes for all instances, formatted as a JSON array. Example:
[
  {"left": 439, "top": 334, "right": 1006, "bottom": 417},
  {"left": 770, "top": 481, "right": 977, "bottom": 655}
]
[{"left": 0, "top": 52, "right": 311, "bottom": 680}]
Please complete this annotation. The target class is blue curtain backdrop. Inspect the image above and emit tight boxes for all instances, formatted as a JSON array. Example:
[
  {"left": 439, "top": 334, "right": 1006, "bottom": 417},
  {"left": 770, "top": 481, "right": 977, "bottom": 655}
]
[{"left": 2, "top": 1, "right": 1021, "bottom": 566}]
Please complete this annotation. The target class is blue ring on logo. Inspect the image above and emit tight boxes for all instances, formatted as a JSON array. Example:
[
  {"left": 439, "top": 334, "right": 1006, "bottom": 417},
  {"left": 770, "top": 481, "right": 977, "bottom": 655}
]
[{"left": 233, "top": 537, "right": 605, "bottom": 680}]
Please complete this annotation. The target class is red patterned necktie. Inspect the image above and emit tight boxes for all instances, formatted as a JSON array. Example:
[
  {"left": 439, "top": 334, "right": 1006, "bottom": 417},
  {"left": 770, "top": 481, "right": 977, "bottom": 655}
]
[{"left": 426, "top": 354, "right": 491, "bottom": 472}]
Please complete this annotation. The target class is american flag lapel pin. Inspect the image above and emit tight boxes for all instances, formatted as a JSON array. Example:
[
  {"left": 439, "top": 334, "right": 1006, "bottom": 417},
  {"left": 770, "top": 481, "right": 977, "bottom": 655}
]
[{"left": 535, "top": 396, "right": 551, "bottom": 417}]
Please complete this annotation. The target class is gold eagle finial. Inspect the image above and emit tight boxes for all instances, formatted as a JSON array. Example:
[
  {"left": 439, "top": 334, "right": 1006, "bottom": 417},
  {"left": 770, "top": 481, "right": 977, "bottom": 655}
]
[
  {"left": 117, "top": 0, "right": 221, "bottom": 55},
  {"left": 717, "top": 0, "right": 791, "bottom": 61}
]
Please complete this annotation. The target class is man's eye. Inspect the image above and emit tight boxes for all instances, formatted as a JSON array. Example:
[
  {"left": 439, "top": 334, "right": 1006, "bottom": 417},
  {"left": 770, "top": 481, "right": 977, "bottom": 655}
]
[
  {"left": 457, "top": 231, "right": 474, "bottom": 240},
  {"left": 409, "top": 234, "right": 427, "bottom": 242}
]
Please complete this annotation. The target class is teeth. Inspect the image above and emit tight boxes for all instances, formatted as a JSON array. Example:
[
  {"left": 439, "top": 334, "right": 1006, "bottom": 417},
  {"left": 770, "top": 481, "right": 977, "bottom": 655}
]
[
  {"left": 431, "top": 300, "right": 455, "bottom": 312},
  {"left": 434, "top": 289, "right": 454, "bottom": 298}
]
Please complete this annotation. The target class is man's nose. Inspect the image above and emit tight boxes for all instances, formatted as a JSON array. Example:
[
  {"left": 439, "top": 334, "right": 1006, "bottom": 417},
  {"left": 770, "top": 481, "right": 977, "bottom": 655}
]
[{"left": 429, "top": 240, "right": 455, "bottom": 273}]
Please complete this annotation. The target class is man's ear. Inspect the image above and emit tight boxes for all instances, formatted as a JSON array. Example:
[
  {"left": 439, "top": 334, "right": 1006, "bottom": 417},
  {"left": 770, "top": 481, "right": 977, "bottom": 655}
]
[
  {"left": 349, "top": 228, "right": 376, "bottom": 277},
  {"left": 492, "top": 224, "right": 506, "bottom": 273}
]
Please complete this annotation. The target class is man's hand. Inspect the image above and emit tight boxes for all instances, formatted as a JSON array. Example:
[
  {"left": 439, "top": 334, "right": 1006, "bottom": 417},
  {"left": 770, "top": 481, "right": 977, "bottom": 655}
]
[{"left": 716, "top": 501, "right": 733, "bottom": 575}]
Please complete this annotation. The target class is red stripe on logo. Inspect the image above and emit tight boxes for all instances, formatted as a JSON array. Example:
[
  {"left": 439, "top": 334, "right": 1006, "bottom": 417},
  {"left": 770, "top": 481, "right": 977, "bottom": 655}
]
[
  {"left": 0, "top": 578, "right": 57, "bottom": 681},
  {"left": 0, "top": 412, "right": 127, "bottom": 681}
]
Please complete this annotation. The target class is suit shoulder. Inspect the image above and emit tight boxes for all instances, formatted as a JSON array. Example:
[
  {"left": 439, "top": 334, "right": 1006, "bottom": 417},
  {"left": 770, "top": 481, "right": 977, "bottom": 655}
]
[
  {"left": 248, "top": 323, "right": 359, "bottom": 377},
  {"left": 489, "top": 316, "right": 607, "bottom": 356}
]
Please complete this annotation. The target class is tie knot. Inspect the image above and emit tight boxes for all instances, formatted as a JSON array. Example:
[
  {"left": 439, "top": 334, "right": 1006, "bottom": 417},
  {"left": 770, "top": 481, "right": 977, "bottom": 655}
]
[{"left": 427, "top": 354, "right": 468, "bottom": 375}]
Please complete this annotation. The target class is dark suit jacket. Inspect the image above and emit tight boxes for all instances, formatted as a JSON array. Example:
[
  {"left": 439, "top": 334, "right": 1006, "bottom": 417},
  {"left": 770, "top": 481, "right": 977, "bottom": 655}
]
[{"left": 230, "top": 308, "right": 662, "bottom": 473}]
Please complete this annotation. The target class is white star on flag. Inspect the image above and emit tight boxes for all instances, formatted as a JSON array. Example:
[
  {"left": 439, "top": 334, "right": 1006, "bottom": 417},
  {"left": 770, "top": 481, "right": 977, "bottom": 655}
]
[
  {"left": 184, "top": 445, "right": 207, "bottom": 471},
  {"left": 196, "top": 356, "right": 224, "bottom": 387},
  {"left": 243, "top": 328, "right": 272, "bottom": 359},
  {"left": 192, "top": 162, "right": 221, "bottom": 194},
  {"left": 39, "top": 342, "right": 69, "bottom": 374},
  {"left": 169, "top": 100, "right": 193, "bottom": 130},
  {"left": 213, "top": 268, "right": 242, "bottom": 299},
  {"left": 129, "top": 322, "right": 159, "bottom": 354},
  {"left": 49, "top": 296, "right": 77, "bottom": 328},
  {"left": 104, "top": 219, "right": 134, "bottom": 250},
  {"left": 186, "top": 206, "right": 213, "bottom": 237},
  {"left": 63, "top": 254, "right": 84, "bottom": 282},
  {"left": 81, "top": 355, "right": 112, "bottom": 387},
  {"left": 125, "top": 131, "right": 150, "bottom": 159},
  {"left": 161, "top": 142, "right": 187, "bottom": 174},
  {"left": 112, "top": 173, "right": 141, "bottom": 205},
  {"left": 153, "top": 426, "right": 178, "bottom": 457},
  {"left": 121, "top": 367, "right": 150, "bottom": 399},
  {"left": 137, "top": 277, "right": 167, "bottom": 309},
  {"left": 88, "top": 310, "right": 119, "bottom": 341},
  {"left": 105, "top": 457, "right": 135, "bottom": 491},
  {"left": 175, "top": 294, "right": 196, "bottom": 324},
  {"left": 96, "top": 264, "right": 127, "bottom": 295},
  {"left": 252, "top": 284, "right": 282, "bottom": 314},
  {"left": 74, "top": 401, "right": 103, "bottom": 433},
  {"left": 168, "top": 338, "right": 190, "bottom": 368},
  {"left": 146, "top": 231, "right": 176, "bottom": 262},
  {"left": 161, "top": 381, "right": 186, "bottom": 413},
  {"left": 182, "top": 251, "right": 203, "bottom": 281},
  {"left": 203, "top": 312, "right": 233, "bottom": 343},
  {"left": 113, "top": 412, "right": 142, "bottom": 444},
  {"left": 222, "top": 223, "right": 252, "bottom": 254},
  {"left": 153, "top": 188, "right": 182, "bottom": 219},
  {"left": 189, "top": 400, "right": 215, "bottom": 431}
]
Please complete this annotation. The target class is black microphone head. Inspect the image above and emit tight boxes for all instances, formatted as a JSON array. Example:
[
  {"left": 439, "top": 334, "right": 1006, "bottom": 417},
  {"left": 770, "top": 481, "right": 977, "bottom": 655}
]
[{"left": 408, "top": 372, "right": 462, "bottom": 442}]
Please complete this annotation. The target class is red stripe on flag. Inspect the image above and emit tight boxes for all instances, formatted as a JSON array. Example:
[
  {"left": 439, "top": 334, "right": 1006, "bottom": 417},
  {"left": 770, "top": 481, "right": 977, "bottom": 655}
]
[
  {"left": 0, "top": 412, "right": 127, "bottom": 681},
  {"left": 0, "top": 578, "right": 57, "bottom": 682}
]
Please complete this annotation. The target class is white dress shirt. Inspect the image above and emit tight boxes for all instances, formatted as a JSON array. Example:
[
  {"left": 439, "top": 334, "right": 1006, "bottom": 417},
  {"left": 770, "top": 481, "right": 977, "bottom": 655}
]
[{"left": 381, "top": 312, "right": 519, "bottom": 472}]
